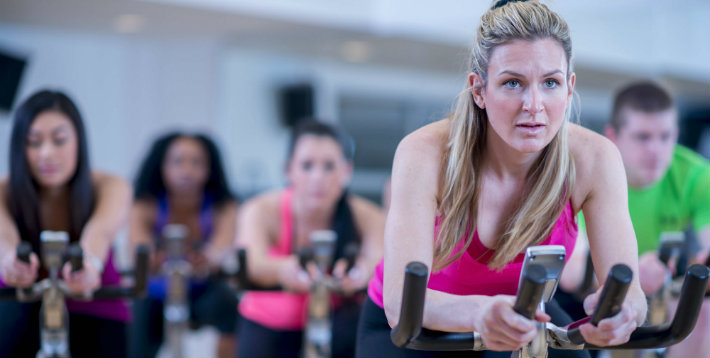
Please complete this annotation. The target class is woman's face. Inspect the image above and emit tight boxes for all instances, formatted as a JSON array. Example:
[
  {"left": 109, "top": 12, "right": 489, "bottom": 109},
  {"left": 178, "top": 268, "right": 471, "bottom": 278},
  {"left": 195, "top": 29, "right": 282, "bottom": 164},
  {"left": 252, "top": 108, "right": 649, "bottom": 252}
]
[
  {"left": 162, "top": 137, "right": 210, "bottom": 196},
  {"left": 287, "top": 134, "right": 352, "bottom": 210},
  {"left": 471, "top": 38, "right": 575, "bottom": 154},
  {"left": 25, "top": 110, "right": 79, "bottom": 189}
]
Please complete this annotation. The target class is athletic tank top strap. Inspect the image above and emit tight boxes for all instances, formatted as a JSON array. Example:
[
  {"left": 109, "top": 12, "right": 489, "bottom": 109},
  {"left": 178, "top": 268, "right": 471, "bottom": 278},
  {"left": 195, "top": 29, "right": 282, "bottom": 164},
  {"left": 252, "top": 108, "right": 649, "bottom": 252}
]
[
  {"left": 274, "top": 187, "right": 294, "bottom": 255},
  {"left": 198, "top": 194, "right": 214, "bottom": 241},
  {"left": 367, "top": 200, "right": 577, "bottom": 308},
  {"left": 238, "top": 188, "right": 309, "bottom": 330},
  {"left": 153, "top": 195, "right": 170, "bottom": 238},
  {"left": 153, "top": 194, "right": 214, "bottom": 241}
]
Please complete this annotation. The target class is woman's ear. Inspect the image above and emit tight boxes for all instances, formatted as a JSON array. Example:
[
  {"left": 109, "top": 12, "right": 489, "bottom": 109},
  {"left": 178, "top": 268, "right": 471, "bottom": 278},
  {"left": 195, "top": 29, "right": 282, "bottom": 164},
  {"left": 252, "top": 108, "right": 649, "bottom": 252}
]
[
  {"left": 341, "top": 161, "right": 353, "bottom": 187},
  {"left": 566, "top": 72, "right": 576, "bottom": 107},
  {"left": 468, "top": 72, "right": 486, "bottom": 109}
]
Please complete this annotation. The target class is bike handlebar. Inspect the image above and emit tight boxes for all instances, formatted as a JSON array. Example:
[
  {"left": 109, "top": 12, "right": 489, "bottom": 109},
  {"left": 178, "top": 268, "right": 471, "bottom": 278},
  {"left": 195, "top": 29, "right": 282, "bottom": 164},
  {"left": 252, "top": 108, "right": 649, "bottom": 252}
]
[
  {"left": 390, "top": 261, "right": 709, "bottom": 352},
  {"left": 93, "top": 244, "right": 149, "bottom": 299},
  {"left": 67, "top": 243, "right": 83, "bottom": 273},
  {"left": 582, "top": 264, "right": 709, "bottom": 349},
  {"left": 17, "top": 242, "right": 32, "bottom": 263},
  {"left": 513, "top": 264, "right": 547, "bottom": 320},
  {"left": 567, "top": 264, "right": 632, "bottom": 345},
  {"left": 0, "top": 243, "right": 150, "bottom": 300}
]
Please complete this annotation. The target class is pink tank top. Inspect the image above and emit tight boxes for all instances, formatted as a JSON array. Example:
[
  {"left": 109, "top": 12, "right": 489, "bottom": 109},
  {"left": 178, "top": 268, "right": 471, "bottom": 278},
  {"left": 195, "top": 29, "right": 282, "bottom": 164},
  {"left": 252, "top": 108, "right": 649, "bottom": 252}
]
[
  {"left": 238, "top": 188, "right": 309, "bottom": 330},
  {"left": 367, "top": 201, "right": 578, "bottom": 308}
]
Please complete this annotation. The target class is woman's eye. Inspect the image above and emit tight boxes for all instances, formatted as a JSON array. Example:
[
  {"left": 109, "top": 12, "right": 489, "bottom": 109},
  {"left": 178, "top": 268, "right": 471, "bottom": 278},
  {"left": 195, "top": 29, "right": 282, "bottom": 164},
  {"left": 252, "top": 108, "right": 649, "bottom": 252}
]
[
  {"left": 53, "top": 137, "right": 67, "bottom": 146},
  {"left": 544, "top": 79, "right": 560, "bottom": 88},
  {"left": 301, "top": 161, "right": 313, "bottom": 171},
  {"left": 324, "top": 162, "right": 335, "bottom": 171},
  {"left": 27, "top": 139, "right": 42, "bottom": 148},
  {"left": 503, "top": 79, "right": 520, "bottom": 88}
]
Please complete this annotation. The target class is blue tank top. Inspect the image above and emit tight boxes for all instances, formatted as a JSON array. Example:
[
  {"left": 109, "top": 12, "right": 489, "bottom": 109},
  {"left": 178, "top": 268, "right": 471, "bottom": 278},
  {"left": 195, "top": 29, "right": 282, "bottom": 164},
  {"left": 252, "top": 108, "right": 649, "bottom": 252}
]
[{"left": 148, "top": 194, "right": 215, "bottom": 299}]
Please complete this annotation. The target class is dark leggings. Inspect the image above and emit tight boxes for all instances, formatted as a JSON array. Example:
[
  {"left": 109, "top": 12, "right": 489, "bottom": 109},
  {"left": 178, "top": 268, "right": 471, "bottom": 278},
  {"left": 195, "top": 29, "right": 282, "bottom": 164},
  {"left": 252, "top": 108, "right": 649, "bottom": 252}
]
[
  {"left": 0, "top": 301, "right": 127, "bottom": 358},
  {"left": 237, "top": 299, "right": 362, "bottom": 358},
  {"left": 129, "top": 279, "right": 239, "bottom": 358},
  {"left": 355, "top": 296, "right": 590, "bottom": 358}
]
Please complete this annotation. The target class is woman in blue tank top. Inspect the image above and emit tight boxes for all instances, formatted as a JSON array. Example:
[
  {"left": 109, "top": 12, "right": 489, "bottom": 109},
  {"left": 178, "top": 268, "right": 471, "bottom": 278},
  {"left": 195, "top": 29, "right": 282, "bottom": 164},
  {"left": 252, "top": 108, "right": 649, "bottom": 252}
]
[{"left": 128, "top": 131, "right": 239, "bottom": 358}]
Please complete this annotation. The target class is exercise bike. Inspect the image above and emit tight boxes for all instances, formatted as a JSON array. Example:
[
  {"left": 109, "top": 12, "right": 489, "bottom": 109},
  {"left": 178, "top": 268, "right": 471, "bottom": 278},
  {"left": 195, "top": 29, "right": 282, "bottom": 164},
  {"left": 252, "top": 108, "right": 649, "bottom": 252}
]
[
  {"left": 390, "top": 245, "right": 710, "bottom": 358},
  {"left": 236, "top": 229, "right": 361, "bottom": 358},
  {"left": 0, "top": 230, "right": 149, "bottom": 358}
]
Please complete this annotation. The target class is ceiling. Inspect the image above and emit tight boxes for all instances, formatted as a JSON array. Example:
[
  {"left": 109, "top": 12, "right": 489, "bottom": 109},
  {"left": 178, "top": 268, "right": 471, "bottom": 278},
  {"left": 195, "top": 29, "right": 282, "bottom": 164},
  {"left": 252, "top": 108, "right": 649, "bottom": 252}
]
[{"left": 0, "top": 0, "right": 707, "bottom": 99}]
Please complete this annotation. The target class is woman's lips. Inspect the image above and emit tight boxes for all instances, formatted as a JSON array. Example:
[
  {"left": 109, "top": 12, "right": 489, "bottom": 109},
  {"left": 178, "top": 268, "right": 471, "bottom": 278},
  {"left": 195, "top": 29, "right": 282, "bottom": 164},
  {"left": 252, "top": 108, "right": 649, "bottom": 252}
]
[
  {"left": 515, "top": 123, "right": 546, "bottom": 135},
  {"left": 38, "top": 166, "right": 59, "bottom": 176}
]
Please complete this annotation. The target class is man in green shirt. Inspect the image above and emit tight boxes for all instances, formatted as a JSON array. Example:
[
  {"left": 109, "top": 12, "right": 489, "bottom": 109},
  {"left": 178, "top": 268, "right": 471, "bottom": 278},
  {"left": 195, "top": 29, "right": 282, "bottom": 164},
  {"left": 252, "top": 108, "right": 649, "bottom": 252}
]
[{"left": 560, "top": 81, "right": 709, "bottom": 357}]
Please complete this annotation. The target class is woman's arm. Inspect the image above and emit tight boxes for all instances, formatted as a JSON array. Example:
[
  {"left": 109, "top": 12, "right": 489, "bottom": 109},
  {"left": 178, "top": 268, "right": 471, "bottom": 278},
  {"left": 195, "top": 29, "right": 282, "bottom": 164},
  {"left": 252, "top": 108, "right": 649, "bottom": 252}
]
[
  {"left": 333, "top": 196, "right": 385, "bottom": 293},
  {"left": 128, "top": 199, "right": 162, "bottom": 272},
  {"left": 572, "top": 126, "right": 647, "bottom": 344},
  {"left": 203, "top": 200, "right": 238, "bottom": 269},
  {"left": 235, "top": 193, "right": 310, "bottom": 292},
  {"left": 382, "top": 122, "right": 544, "bottom": 352},
  {"left": 0, "top": 178, "right": 40, "bottom": 287},
  {"left": 63, "top": 172, "right": 132, "bottom": 293}
]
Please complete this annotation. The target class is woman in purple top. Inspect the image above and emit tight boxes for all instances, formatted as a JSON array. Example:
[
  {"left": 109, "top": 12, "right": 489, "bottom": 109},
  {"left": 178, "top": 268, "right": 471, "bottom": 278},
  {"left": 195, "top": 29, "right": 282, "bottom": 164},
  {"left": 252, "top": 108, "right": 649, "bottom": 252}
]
[
  {"left": 128, "top": 132, "right": 239, "bottom": 358},
  {"left": 0, "top": 89, "right": 133, "bottom": 357},
  {"left": 356, "top": 1, "right": 648, "bottom": 357}
]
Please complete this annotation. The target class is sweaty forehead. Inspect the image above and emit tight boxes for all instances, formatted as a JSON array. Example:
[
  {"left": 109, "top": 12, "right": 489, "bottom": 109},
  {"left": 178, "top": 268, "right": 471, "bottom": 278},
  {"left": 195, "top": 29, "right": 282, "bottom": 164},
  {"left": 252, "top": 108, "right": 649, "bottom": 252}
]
[
  {"left": 29, "top": 111, "right": 74, "bottom": 135},
  {"left": 293, "top": 135, "right": 343, "bottom": 157},
  {"left": 488, "top": 38, "right": 568, "bottom": 77}
]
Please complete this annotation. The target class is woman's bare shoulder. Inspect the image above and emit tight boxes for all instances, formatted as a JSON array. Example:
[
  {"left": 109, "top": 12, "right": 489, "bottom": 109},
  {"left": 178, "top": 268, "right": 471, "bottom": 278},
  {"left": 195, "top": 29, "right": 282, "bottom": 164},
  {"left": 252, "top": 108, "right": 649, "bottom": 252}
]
[
  {"left": 569, "top": 123, "right": 624, "bottom": 208},
  {"left": 91, "top": 171, "right": 131, "bottom": 192},
  {"left": 348, "top": 194, "right": 385, "bottom": 218},
  {"left": 396, "top": 119, "right": 449, "bottom": 168},
  {"left": 239, "top": 189, "right": 284, "bottom": 231},
  {"left": 569, "top": 124, "right": 621, "bottom": 171},
  {"left": 401, "top": 119, "right": 449, "bottom": 151}
]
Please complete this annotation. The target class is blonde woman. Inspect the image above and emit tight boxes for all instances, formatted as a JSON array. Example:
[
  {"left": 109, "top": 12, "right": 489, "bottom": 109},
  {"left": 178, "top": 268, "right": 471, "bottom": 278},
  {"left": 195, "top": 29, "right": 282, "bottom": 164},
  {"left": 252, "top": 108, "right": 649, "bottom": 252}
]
[{"left": 355, "top": 1, "right": 647, "bottom": 357}]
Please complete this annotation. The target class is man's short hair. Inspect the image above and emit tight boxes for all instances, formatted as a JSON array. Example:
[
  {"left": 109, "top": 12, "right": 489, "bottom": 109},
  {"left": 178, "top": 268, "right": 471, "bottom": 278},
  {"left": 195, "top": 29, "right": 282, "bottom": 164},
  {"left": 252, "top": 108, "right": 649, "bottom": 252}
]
[{"left": 610, "top": 81, "right": 675, "bottom": 131}]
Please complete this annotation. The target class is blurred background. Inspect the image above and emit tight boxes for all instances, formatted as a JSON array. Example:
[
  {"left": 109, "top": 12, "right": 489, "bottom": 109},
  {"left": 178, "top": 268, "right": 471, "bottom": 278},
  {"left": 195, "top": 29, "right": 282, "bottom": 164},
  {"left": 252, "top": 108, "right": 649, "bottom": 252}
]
[
  {"left": 1, "top": 1, "right": 708, "bottom": 356},
  {"left": 1, "top": 0, "right": 708, "bottom": 204}
]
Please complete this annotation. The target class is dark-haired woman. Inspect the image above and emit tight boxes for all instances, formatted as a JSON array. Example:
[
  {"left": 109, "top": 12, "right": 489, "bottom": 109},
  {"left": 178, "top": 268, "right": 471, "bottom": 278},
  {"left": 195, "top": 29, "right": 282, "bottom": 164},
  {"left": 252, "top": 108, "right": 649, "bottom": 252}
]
[
  {"left": 128, "top": 132, "right": 239, "bottom": 358},
  {"left": 236, "top": 120, "right": 385, "bottom": 357},
  {"left": 0, "top": 89, "right": 133, "bottom": 357}
]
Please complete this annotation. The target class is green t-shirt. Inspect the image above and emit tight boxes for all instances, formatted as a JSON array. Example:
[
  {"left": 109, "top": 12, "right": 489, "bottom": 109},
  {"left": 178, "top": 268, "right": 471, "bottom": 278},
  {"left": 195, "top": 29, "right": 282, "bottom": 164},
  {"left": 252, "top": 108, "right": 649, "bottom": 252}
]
[{"left": 579, "top": 145, "right": 710, "bottom": 255}]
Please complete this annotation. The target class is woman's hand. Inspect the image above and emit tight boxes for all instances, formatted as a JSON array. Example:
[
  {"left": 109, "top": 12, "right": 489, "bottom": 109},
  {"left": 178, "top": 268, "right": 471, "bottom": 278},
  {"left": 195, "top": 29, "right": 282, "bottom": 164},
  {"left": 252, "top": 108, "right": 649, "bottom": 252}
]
[
  {"left": 579, "top": 288, "right": 641, "bottom": 346},
  {"left": 277, "top": 256, "right": 312, "bottom": 293},
  {"left": 332, "top": 258, "right": 369, "bottom": 295},
  {"left": 473, "top": 295, "right": 550, "bottom": 351},
  {"left": 62, "top": 259, "right": 101, "bottom": 295},
  {"left": 0, "top": 251, "right": 39, "bottom": 288},
  {"left": 187, "top": 250, "right": 211, "bottom": 278}
]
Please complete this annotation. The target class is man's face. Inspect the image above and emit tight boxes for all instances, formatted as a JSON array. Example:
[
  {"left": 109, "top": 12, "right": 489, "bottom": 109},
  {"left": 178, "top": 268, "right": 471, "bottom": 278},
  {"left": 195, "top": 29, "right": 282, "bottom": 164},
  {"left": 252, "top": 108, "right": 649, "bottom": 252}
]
[{"left": 607, "top": 107, "right": 678, "bottom": 188}]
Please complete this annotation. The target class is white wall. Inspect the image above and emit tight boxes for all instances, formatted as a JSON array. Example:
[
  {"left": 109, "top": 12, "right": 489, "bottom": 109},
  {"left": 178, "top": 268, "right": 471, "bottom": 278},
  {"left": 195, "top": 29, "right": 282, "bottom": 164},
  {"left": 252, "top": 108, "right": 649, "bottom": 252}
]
[
  {"left": 0, "top": 24, "right": 462, "bottom": 196},
  {"left": 0, "top": 25, "right": 221, "bottom": 183}
]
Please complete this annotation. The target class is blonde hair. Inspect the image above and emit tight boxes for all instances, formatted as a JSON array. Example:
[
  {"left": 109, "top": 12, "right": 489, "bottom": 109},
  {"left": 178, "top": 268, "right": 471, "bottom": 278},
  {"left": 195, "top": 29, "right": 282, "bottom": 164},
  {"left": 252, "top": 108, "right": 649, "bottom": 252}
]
[{"left": 433, "top": 0, "right": 576, "bottom": 271}]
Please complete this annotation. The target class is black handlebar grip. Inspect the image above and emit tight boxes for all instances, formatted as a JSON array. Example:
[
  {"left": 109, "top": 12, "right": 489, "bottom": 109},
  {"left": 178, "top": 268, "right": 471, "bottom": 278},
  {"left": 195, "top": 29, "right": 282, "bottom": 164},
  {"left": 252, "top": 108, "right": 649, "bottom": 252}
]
[
  {"left": 513, "top": 264, "right": 547, "bottom": 320},
  {"left": 134, "top": 245, "right": 150, "bottom": 297},
  {"left": 391, "top": 261, "right": 428, "bottom": 347},
  {"left": 581, "top": 264, "right": 709, "bottom": 349},
  {"left": 344, "top": 242, "right": 359, "bottom": 272},
  {"left": 659, "top": 247, "right": 677, "bottom": 266},
  {"left": 67, "top": 243, "right": 83, "bottom": 272},
  {"left": 590, "top": 264, "right": 632, "bottom": 326},
  {"left": 237, "top": 248, "right": 249, "bottom": 288},
  {"left": 298, "top": 246, "right": 314, "bottom": 271},
  {"left": 578, "top": 251, "right": 595, "bottom": 296},
  {"left": 17, "top": 242, "right": 32, "bottom": 264}
]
